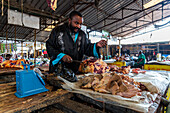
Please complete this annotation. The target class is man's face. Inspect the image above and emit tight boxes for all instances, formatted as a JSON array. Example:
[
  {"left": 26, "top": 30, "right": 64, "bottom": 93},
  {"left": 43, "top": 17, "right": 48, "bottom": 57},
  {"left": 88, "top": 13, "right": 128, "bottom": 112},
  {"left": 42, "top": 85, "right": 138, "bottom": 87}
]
[{"left": 69, "top": 15, "right": 83, "bottom": 33}]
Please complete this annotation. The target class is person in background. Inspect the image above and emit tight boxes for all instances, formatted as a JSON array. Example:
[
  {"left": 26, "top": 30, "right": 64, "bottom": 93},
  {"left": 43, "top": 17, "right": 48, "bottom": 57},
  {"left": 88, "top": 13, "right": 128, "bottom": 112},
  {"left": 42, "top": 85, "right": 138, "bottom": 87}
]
[
  {"left": 134, "top": 51, "right": 146, "bottom": 68},
  {"left": 5, "top": 54, "right": 12, "bottom": 60}
]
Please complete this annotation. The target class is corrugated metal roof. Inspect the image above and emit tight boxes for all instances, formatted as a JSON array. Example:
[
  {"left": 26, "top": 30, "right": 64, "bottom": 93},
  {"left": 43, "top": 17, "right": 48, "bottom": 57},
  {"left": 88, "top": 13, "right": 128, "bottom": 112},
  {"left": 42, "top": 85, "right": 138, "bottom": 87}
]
[{"left": 0, "top": 0, "right": 169, "bottom": 42}]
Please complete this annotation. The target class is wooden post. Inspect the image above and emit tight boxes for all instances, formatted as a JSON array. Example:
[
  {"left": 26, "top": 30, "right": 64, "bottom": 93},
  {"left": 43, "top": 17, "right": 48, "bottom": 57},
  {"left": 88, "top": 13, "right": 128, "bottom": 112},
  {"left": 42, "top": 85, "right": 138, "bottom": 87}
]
[
  {"left": 26, "top": 48, "right": 28, "bottom": 59},
  {"left": 119, "top": 39, "right": 121, "bottom": 57},
  {"left": 6, "top": 31, "right": 8, "bottom": 53},
  {"left": 100, "top": 48, "right": 103, "bottom": 59},
  {"left": 21, "top": 41, "right": 23, "bottom": 58},
  {"left": 15, "top": 26, "right": 16, "bottom": 55},
  {"left": 41, "top": 43, "right": 43, "bottom": 56},
  {"left": 34, "top": 29, "right": 36, "bottom": 66},
  {"left": 106, "top": 39, "right": 108, "bottom": 59}
]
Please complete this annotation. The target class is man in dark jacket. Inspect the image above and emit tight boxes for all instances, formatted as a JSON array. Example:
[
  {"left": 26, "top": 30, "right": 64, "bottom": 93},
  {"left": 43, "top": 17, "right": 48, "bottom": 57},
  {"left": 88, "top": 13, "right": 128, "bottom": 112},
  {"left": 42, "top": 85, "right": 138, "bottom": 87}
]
[{"left": 46, "top": 11, "right": 106, "bottom": 77}]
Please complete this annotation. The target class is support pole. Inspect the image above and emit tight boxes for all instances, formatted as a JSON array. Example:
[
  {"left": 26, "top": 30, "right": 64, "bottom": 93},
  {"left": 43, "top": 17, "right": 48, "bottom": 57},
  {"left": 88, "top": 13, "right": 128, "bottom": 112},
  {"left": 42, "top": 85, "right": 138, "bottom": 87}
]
[
  {"left": 142, "top": 0, "right": 144, "bottom": 10},
  {"left": 34, "top": 29, "right": 36, "bottom": 66},
  {"left": 41, "top": 42, "right": 43, "bottom": 56},
  {"left": 6, "top": 31, "right": 8, "bottom": 53},
  {"left": 87, "top": 32, "right": 89, "bottom": 39},
  {"left": 162, "top": 2, "right": 164, "bottom": 20},
  {"left": 26, "top": 47, "right": 28, "bottom": 59},
  {"left": 21, "top": 41, "right": 23, "bottom": 58},
  {"left": 100, "top": 48, "right": 103, "bottom": 59},
  {"left": 119, "top": 39, "right": 121, "bottom": 57},
  {"left": 106, "top": 39, "right": 108, "bottom": 59},
  {"left": 15, "top": 26, "right": 16, "bottom": 56},
  {"left": 157, "top": 43, "right": 159, "bottom": 53}
]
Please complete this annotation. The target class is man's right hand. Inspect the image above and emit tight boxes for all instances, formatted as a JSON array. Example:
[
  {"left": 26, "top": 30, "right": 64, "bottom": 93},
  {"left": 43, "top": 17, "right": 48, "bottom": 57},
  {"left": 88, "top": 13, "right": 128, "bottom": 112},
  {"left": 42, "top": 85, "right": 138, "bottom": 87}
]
[{"left": 62, "top": 55, "right": 73, "bottom": 63}]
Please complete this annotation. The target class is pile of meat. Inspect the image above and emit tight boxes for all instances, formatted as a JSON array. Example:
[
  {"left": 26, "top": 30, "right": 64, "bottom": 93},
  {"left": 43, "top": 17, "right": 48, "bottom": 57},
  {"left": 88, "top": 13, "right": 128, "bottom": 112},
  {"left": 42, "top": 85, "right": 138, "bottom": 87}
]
[
  {"left": 109, "top": 65, "right": 131, "bottom": 74},
  {"left": 80, "top": 73, "right": 148, "bottom": 98},
  {"left": 78, "top": 58, "right": 110, "bottom": 74},
  {"left": 78, "top": 58, "right": 131, "bottom": 74},
  {"left": 132, "top": 68, "right": 146, "bottom": 74},
  {"left": 0, "top": 59, "right": 28, "bottom": 69}
]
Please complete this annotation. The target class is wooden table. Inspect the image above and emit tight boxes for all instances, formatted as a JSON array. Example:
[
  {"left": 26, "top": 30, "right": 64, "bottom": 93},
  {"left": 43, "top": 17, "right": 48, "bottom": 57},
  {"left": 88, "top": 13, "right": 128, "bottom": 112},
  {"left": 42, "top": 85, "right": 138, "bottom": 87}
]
[
  {"left": 0, "top": 68, "right": 18, "bottom": 75},
  {"left": 0, "top": 82, "right": 73, "bottom": 113},
  {"left": 0, "top": 66, "right": 49, "bottom": 84},
  {"left": 0, "top": 68, "right": 19, "bottom": 84}
]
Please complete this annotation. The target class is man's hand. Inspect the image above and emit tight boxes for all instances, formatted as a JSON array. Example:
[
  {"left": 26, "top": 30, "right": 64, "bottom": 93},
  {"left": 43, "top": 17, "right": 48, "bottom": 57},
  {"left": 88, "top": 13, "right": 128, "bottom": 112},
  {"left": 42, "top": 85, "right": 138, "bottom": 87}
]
[
  {"left": 96, "top": 40, "right": 107, "bottom": 48},
  {"left": 62, "top": 55, "right": 73, "bottom": 63}
]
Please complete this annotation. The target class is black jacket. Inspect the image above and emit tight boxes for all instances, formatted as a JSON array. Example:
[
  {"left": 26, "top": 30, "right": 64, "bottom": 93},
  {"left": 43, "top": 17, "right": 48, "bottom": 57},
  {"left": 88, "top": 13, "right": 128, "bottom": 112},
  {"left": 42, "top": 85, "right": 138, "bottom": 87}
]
[{"left": 46, "top": 23, "right": 100, "bottom": 73}]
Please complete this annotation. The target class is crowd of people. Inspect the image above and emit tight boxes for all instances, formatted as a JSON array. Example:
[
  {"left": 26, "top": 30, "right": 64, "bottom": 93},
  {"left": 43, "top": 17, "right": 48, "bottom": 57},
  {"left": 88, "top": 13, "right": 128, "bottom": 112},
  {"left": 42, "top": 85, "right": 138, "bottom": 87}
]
[{"left": 110, "top": 50, "right": 154, "bottom": 69}]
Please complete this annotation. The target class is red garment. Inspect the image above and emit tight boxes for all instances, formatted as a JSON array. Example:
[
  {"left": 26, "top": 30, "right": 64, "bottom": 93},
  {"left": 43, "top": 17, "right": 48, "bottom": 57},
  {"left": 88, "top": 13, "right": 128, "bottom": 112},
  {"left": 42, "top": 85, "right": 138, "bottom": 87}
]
[
  {"left": 0, "top": 56, "right": 3, "bottom": 63},
  {"left": 43, "top": 51, "right": 47, "bottom": 54}
]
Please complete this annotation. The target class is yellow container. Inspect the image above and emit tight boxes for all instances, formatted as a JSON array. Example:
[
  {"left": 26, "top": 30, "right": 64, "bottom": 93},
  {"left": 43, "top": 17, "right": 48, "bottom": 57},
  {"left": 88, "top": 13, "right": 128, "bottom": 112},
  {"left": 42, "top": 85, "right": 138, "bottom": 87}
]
[
  {"left": 107, "top": 61, "right": 126, "bottom": 67},
  {"left": 144, "top": 64, "right": 170, "bottom": 71},
  {"left": 167, "top": 87, "right": 170, "bottom": 101}
]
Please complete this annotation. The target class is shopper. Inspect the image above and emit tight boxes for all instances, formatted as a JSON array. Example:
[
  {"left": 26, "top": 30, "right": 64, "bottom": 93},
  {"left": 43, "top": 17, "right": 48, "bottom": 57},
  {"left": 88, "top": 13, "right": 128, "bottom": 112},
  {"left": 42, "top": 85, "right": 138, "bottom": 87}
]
[{"left": 134, "top": 51, "right": 146, "bottom": 68}]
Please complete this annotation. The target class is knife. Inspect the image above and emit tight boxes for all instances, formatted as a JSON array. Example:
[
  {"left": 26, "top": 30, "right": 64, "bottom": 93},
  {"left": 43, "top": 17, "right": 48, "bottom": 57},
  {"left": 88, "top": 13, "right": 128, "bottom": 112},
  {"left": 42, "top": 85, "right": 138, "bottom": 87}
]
[{"left": 72, "top": 60, "right": 83, "bottom": 63}]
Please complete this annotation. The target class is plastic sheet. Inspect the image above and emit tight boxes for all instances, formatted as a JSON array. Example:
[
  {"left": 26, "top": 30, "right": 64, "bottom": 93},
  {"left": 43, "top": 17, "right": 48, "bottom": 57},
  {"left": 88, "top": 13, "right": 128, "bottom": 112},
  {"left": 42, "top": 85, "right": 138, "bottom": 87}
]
[
  {"left": 58, "top": 70, "right": 170, "bottom": 113},
  {"left": 130, "top": 70, "right": 170, "bottom": 94}
]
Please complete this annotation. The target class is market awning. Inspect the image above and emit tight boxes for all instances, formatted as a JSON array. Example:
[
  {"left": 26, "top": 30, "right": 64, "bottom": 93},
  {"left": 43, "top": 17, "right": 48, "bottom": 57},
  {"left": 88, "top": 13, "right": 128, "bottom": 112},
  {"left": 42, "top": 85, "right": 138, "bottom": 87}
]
[{"left": 0, "top": 0, "right": 170, "bottom": 42}]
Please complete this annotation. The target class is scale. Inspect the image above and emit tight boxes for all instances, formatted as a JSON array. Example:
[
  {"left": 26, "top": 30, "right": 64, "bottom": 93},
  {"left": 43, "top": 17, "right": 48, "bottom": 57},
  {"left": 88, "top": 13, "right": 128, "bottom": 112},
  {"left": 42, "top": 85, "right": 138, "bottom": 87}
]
[{"left": 15, "top": 62, "right": 48, "bottom": 98}]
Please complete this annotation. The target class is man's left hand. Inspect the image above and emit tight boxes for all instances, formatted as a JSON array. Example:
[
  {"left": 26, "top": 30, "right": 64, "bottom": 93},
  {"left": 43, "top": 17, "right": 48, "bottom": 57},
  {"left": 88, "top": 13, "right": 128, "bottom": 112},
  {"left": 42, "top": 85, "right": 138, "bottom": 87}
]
[{"left": 96, "top": 40, "right": 107, "bottom": 48}]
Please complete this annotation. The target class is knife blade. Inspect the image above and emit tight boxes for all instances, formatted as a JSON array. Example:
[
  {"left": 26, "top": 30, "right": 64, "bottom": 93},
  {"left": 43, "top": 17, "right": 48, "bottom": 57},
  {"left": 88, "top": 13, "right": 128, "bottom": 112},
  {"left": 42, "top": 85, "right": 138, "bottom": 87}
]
[{"left": 72, "top": 60, "right": 83, "bottom": 63}]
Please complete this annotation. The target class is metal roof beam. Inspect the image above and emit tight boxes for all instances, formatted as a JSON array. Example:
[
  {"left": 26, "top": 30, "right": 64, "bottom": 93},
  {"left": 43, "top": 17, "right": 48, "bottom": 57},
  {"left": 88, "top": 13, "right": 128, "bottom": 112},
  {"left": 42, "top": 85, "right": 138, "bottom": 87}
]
[
  {"left": 98, "top": 10, "right": 142, "bottom": 30},
  {"left": 25, "top": 26, "right": 47, "bottom": 40},
  {"left": 107, "top": 18, "right": 121, "bottom": 20},
  {"left": 138, "top": 19, "right": 152, "bottom": 23},
  {"left": 119, "top": 14, "right": 170, "bottom": 37},
  {"left": 0, "top": 31, "right": 27, "bottom": 36},
  {"left": 109, "top": 0, "right": 169, "bottom": 34},
  {"left": 1, "top": 1, "right": 60, "bottom": 20},
  {"left": 76, "top": 2, "right": 94, "bottom": 5},
  {"left": 34, "top": 0, "right": 40, "bottom": 8},
  {"left": 59, "top": 3, "right": 94, "bottom": 24},
  {"left": 124, "top": 25, "right": 135, "bottom": 28},
  {"left": 79, "top": 3, "right": 94, "bottom": 12},
  {"left": 91, "top": 0, "right": 137, "bottom": 27},
  {"left": 0, "top": 23, "right": 7, "bottom": 33},
  {"left": 124, "top": 8, "right": 142, "bottom": 12},
  {"left": 156, "top": 8, "right": 170, "bottom": 10},
  {"left": 135, "top": 0, "right": 152, "bottom": 23},
  {"left": 3, "top": 25, "right": 10, "bottom": 34},
  {"left": 60, "top": 0, "right": 81, "bottom": 17},
  {"left": 39, "top": 0, "right": 47, "bottom": 10}
]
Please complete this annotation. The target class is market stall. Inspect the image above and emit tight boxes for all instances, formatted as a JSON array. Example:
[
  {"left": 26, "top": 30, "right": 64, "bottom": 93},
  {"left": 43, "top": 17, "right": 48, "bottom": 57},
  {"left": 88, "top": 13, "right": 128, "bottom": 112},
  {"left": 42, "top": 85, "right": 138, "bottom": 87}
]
[
  {"left": 144, "top": 61, "right": 170, "bottom": 71},
  {"left": 45, "top": 58, "right": 170, "bottom": 113},
  {"left": 0, "top": 0, "right": 170, "bottom": 112},
  {"left": 47, "top": 70, "right": 169, "bottom": 113}
]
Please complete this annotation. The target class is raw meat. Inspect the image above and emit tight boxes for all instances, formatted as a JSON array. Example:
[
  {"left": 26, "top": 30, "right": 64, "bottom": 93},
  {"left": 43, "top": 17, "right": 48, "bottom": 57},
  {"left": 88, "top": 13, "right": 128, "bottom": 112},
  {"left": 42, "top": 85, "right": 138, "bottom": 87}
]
[
  {"left": 109, "top": 65, "right": 131, "bottom": 74},
  {"left": 132, "top": 68, "right": 146, "bottom": 74},
  {"left": 0, "top": 59, "right": 27, "bottom": 69},
  {"left": 80, "top": 73, "right": 145, "bottom": 98},
  {"left": 79, "top": 58, "right": 110, "bottom": 74}
]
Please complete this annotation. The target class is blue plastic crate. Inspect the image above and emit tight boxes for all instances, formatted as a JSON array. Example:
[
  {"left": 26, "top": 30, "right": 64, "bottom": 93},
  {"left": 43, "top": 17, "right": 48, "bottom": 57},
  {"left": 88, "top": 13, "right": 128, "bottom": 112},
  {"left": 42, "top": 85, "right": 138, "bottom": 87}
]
[{"left": 15, "top": 63, "right": 48, "bottom": 98}]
